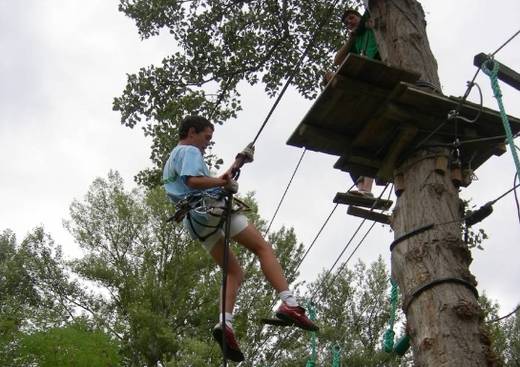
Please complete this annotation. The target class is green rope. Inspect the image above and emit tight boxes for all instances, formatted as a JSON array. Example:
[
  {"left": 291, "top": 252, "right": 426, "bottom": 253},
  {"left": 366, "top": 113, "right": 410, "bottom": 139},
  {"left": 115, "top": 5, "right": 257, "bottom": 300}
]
[
  {"left": 383, "top": 278, "right": 398, "bottom": 353},
  {"left": 331, "top": 344, "right": 341, "bottom": 367},
  {"left": 305, "top": 301, "right": 318, "bottom": 367},
  {"left": 482, "top": 59, "right": 520, "bottom": 179}
]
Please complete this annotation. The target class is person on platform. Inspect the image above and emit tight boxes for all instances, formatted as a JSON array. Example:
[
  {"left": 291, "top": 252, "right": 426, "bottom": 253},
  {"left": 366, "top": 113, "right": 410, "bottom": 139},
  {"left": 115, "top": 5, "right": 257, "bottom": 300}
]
[{"left": 323, "top": 8, "right": 380, "bottom": 196}]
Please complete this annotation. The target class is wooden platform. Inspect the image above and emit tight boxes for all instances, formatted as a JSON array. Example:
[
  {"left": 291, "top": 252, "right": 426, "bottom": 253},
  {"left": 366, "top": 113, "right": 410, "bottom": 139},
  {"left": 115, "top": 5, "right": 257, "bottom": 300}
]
[
  {"left": 333, "top": 192, "right": 393, "bottom": 210},
  {"left": 287, "top": 54, "right": 520, "bottom": 184},
  {"left": 347, "top": 206, "right": 391, "bottom": 225}
]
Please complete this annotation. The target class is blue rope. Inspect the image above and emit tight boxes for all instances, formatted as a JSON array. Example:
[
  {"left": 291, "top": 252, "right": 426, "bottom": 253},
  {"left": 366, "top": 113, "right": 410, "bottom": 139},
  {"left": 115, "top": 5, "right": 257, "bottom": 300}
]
[{"left": 482, "top": 59, "right": 520, "bottom": 179}]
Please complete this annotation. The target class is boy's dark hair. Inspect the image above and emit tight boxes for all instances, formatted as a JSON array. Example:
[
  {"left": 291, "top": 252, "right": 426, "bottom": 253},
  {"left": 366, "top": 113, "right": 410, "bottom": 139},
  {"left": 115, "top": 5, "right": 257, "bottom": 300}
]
[
  {"left": 179, "top": 115, "right": 214, "bottom": 139},
  {"left": 341, "top": 8, "right": 362, "bottom": 23}
]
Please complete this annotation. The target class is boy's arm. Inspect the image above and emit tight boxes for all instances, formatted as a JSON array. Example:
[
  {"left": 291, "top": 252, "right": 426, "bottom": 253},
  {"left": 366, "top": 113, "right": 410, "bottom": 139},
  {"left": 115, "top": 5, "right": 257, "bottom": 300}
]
[{"left": 185, "top": 174, "right": 230, "bottom": 190}]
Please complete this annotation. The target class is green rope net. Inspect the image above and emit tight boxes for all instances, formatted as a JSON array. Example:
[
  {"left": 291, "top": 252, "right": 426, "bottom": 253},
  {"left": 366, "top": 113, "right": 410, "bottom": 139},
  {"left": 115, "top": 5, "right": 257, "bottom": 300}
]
[
  {"left": 305, "top": 301, "right": 318, "bottom": 367},
  {"left": 382, "top": 278, "right": 398, "bottom": 353},
  {"left": 482, "top": 59, "right": 520, "bottom": 179},
  {"left": 331, "top": 344, "right": 342, "bottom": 367}
]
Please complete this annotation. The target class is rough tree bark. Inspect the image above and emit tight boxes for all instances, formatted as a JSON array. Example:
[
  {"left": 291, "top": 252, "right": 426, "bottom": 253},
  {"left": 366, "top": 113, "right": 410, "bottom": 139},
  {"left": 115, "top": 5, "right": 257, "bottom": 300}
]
[
  {"left": 391, "top": 149, "right": 497, "bottom": 366},
  {"left": 370, "top": 0, "right": 441, "bottom": 90},
  {"left": 367, "top": 0, "right": 498, "bottom": 365}
]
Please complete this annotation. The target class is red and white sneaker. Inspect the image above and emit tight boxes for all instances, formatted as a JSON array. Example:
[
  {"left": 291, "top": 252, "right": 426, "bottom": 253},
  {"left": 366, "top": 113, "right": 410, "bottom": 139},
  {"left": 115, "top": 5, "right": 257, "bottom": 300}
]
[
  {"left": 275, "top": 302, "right": 319, "bottom": 332},
  {"left": 212, "top": 323, "right": 245, "bottom": 362}
]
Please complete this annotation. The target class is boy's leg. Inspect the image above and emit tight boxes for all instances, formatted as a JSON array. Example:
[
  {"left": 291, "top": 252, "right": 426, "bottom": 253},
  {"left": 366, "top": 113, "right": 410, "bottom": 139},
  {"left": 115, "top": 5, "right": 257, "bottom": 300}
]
[
  {"left": 357, "top": 176, "right": 374, "bottom": 193},
  {"left": 231, "top": 224, "right": 288, "bottom": 292},
  {"left": 233, "top": 224, "right": 318, "bottom": 332},
  {"left": 209, "top": 238, "right": 244, "bottom": 314},
  {"left": 209, "top": 238, "right": 245, "bottom": 362}
]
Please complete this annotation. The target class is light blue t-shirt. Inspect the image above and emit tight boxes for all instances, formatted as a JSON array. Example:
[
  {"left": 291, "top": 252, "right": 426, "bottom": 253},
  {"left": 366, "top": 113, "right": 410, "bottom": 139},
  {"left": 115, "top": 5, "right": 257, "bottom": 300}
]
[{"left": 162, "top": 145, "right": 222, "bottom": 202}]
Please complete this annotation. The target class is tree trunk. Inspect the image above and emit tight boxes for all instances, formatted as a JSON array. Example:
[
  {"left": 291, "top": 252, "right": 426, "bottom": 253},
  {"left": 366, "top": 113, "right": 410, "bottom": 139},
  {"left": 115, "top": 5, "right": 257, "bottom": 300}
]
[
  {"left": 366, "top": 0, "right": 498, "bottom": 365},
  {"left": 369, "top": 0, "right": 441, "bottom": 90},
  {"left": 391, "top": 149, "right": 499, "bottom": 366}
]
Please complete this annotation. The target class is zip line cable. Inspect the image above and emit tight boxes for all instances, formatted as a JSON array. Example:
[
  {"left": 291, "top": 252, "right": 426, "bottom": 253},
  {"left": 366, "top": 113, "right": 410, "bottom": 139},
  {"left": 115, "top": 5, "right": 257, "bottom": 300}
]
[
  {"left": 250, "top": 0, "right": 343, "bottom": 146},
  {"left": 488, "top": 304, "right": 520, "bottom": 323},
  {"left": 414, "top": 67, "right": 482, "bottom": 150},
  {"left": 415, "top": 28, "right": 520, "bottom": 150},
  {"left": 312, "top": 185, "right": 392, "bottom": 301},
  {"left": 310, "top": 184, "right": 391, "bottom": 301},
  {"left": 253, "top": 182, "right": 387, "bottom": 362},
  {"left": 264, "top": 148, "right": 307, "bottom": 235},
  {"left": 292, "top": 200, "right": 344, "bottom": 275},
  {"left": 258, "top": 186, "right": 392, "bottom": 365},
  {"left": 490, "top": 28, "right": 520, "bottom": 57},
  {"left": 329, "top": 186, "right": 394, "bottom": 285},
  {"left": 243, "top": 186, "right": 351, "bottom": 359}
]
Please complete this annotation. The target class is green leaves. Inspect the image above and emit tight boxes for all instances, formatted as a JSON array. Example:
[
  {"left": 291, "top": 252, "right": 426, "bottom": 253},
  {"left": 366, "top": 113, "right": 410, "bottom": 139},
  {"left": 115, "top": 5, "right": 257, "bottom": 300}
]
[{"left": 114, "top": 0, "right": 362, "bottom": 187}]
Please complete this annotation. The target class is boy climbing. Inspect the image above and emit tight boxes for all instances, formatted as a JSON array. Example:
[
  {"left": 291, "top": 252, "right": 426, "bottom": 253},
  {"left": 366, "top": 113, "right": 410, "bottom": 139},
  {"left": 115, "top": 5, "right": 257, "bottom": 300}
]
[{"left": 163, "top": 115, "right": 318, "bottom": 362}]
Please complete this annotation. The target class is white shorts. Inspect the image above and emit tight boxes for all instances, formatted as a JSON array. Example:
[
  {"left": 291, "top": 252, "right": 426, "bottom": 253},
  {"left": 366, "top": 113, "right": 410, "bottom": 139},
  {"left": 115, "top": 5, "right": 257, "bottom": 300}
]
[{"left": 183, "top": 201, "right": 248, "bottom": 252}]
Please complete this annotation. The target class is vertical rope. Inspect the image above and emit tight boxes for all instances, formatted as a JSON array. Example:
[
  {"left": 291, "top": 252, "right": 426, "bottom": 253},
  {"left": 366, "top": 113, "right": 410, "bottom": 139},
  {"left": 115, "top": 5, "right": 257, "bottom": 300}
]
[
  {"left": 220, "top": 193, "right": 234, "bottom": 367},
  {"left": 482, "top": 60, "right": 520, "bottom": 179},
  {"left": 305, "top": 301, "right": 318, "bottom": 367},
  {"left": 383, "top": 278, "right": 398, "bottom": 353}
]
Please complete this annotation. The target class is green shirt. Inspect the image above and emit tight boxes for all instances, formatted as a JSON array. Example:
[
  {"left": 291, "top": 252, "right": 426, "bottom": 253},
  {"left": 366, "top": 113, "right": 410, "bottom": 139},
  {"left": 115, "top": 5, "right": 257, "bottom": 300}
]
[{"left": 349, "top": 11, "right": 380, "bottom": 60}]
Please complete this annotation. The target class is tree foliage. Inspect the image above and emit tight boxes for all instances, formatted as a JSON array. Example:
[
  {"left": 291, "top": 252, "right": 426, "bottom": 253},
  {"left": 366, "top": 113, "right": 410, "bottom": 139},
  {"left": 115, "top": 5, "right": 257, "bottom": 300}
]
[
  {"left": 3, "top": 173, "right": 519, "bottom": 366},
  {"left": 114, "top": 0, "right": 362, "bottom": 187},
  {"left": 65, "top": 171, "right": 306, "bottom": 366},
  {"left": 16, "top": 323, "right": 120, "bottom": 367}
]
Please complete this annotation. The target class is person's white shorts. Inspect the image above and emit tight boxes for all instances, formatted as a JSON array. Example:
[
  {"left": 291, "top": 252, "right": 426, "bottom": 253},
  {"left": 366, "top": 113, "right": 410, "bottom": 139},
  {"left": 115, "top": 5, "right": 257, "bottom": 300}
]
[{"left": 183, "top": 202, "right": 248, "bottom": 252}]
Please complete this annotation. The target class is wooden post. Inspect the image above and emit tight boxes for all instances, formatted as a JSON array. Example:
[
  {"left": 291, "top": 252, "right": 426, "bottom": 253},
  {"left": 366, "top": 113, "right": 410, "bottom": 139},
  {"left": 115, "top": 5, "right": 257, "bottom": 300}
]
[
  {"left": 391, "top": 149, "right": 497, "bottom": 366},
  {"left": 369, "top": 0, "right": 498, "bottom": 365}
]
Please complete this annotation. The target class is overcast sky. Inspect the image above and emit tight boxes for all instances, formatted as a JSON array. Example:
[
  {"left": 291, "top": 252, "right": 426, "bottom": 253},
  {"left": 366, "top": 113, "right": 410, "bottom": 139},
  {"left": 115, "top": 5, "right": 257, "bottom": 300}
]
[{"left": 1, "top": 0, "right": 519, "bottom": 316}]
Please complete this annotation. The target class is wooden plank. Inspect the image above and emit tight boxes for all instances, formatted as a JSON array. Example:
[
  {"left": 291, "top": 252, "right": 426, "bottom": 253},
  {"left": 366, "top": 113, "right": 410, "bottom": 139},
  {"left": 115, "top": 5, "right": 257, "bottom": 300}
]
[
  {"left": 333, "top": 159, "right": 379, "bottom": 179},
  {"left": 337, "top": 54, "right": 420, "bottom": 89},
  {"left": 352, "top": 85, "right": 411, "bottom": 148},
  {"left": 377, "top": 125, "right": 419, "bottom": 181},
  {"left": 474, "top": 53, "right": 520, "bottom": 91},
  {"left": 397, "top": 84, "right": 520, "bottom": 133},
  {"left": 287, "top": 55, "right": 520, "bottom": 182},
  {"left": 347, "top": 206, "right": 391, "bottom": 225},
  {"left": 334, "top": 192, "right": 393, "bottom": 210},
  {"left": 286, "top": 123, "right": 352, "bottom": 156},
  {"left": 331, "top": 74, "right": 389, "bottom": 99}
]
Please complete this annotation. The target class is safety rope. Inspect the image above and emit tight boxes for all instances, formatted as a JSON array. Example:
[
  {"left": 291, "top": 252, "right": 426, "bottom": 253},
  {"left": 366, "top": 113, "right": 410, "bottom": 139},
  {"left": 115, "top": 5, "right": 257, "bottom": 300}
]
[
  {"left": 482, "top": 59, "right": 520, "bottom": 180},
  {"left": 264, "top": 148, "right": 307, "bottom": 235},
  {"left": 251, "top": 0, "right": 343, "bottom": 145},
  {"left": 312, "top": 184, "right": 391, "bottom": 301},
  {"left": 305, "top": 301, "right": 318, "bottom": 367},
  {"left": 382, "top": 278, "right": 398, "bottom": 353},
  {"left": 490, "top": 29, "right": 520, "bottom": 57},
  {"left": 220, "top": 193, "right": 234, "bottom": 367}
]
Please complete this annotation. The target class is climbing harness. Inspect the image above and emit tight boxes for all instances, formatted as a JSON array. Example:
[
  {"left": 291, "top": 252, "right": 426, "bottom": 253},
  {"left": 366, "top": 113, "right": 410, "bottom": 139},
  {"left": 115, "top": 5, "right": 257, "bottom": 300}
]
[{"left": 168, "top": 191, "right": 249, "bottom": 241}]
